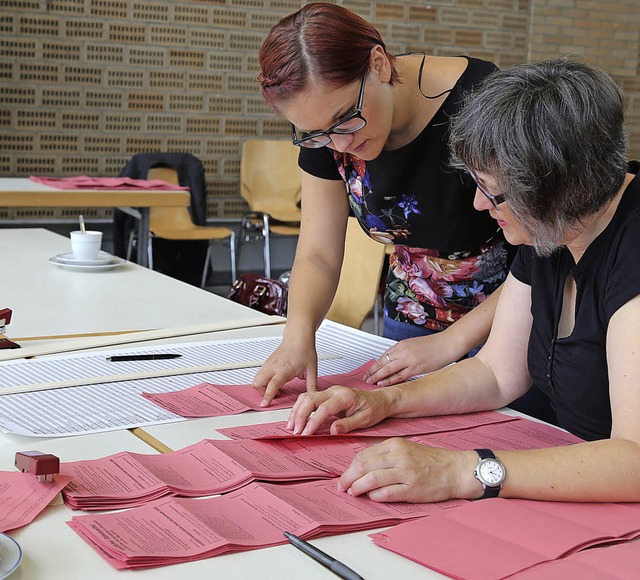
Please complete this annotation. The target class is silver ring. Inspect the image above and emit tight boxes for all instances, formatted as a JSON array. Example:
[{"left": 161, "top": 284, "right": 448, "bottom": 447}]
[{"left": 386, "top": 353, "right": 392, "bottom": 364}]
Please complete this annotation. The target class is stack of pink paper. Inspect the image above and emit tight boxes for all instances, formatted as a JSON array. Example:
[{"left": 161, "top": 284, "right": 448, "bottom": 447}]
[
  {"left": 29, "top": 175, "right": 188, "bottom": 190},
  {"left": 68, "top": 478, "right": 465, "bottom": 570},
  {"left": 62, "top": 437, "right": 366, "bottom": 510},
  {"left": 141, "top": 361, "right": 379, "bottom": 418},
  {"left": 370, "top": 498, "right": 640, "bottom": 579}
]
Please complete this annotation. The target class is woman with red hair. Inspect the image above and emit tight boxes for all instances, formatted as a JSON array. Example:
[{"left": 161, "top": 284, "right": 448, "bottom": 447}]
[{"left": 253, "top": 3, "right": 516, "bottom": 408}]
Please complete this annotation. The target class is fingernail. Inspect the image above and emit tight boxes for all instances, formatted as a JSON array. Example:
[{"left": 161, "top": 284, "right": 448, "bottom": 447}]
[
  {"left": 336, "top": 481, "right": 344, "bottom": 492},
  {"left": 260, "top": 399, "right": 268, "bottom": 407},
  {"left": 301, "top": 427, "right": 309, "bottom": 436},
  {"left": 286, "top": 420, "right": 293, "bottom": 430},
  {"left": 377, "top": 381, "right": 386, "bottom": 387}
]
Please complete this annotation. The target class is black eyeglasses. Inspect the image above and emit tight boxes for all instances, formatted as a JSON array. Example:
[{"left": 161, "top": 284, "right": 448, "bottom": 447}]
[
  {"left": 469, "top": 171, "right": 506, "bottom": 210},
  {"left": 291, "top": 75, "right": 368, "bottom": 148}
]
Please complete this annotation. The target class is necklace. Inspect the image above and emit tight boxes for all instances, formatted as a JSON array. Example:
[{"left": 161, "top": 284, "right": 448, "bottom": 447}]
[{"left": 396, "top": 51, "right": 455, "bottom": 100}]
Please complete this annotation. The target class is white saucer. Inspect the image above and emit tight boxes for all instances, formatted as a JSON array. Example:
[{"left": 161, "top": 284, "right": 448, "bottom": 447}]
[
  {"left": 54, "top": 251, "right": 114, "bottom": 266},
  {"left": 0, "top": 532, "right": 22, "bottom": 579},
  {"left": 49, "top": 255, "right": 125, "bottom": 271}
]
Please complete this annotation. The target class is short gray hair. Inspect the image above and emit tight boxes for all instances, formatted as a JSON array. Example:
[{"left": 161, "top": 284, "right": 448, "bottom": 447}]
[{"left": 450, "top": 58, "right": 628, "bottom": 255}]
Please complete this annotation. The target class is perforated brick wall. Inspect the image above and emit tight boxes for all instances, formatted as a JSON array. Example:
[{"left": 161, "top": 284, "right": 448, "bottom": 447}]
[{"left": 1, "top": 0, "right": 639, "bottom": 221}]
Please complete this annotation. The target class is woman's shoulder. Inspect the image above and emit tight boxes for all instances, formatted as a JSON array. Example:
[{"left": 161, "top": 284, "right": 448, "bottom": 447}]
[{"left": 427, "top": 55, "right": 498, "bottom": 85}]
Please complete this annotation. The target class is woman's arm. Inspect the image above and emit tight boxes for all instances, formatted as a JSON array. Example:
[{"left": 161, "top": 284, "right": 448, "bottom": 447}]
[
  {"left": 338, "top": 293, "right": 640, "bottom": 504},
  {"left": 365, "top": 285, "right": 503, "bottom": 387},
  {"left": 289, "top": 273, "right": 533, "bottom": 433},
  {"left": 253, "top": 171, "right": 349, "bottom": 406}
]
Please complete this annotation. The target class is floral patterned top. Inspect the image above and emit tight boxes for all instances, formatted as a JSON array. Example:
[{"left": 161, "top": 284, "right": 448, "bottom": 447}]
[{"left": 299, "top": 56, "right": 514, "bottom": 331}]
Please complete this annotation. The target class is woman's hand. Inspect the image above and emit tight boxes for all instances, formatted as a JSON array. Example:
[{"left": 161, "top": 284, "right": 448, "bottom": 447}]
[
  {"left": 287, "top": 385, "right": 396, "bottom": 435},
  {"left": 338, "top": 439, "right": 477, "bottom": 503},
  {"left": 252, "top": 336, "right": 318, "bottom": 407},
  {"left": 364, "top": 333, "right": 461, "bottom": 387}
]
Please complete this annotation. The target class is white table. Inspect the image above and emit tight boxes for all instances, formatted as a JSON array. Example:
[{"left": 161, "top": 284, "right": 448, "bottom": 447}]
[
  {"left": 0, "top": 230, "right": 439, "bottom": 579},
  {"left": 1, "top": 228, "right": 269, "bottom": 340}
]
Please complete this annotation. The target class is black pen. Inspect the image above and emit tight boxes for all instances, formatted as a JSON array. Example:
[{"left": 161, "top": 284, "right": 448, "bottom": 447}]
[
  {"left": 283, "top": 532, "right": 364, "bottom": 580},
  {"left": 106, "top": 353, "right": 182, "bottom": 362}
]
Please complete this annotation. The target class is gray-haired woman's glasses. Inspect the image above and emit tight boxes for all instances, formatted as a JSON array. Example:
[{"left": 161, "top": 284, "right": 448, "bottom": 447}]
[
  {"left": 291, "top": 76, "right": 368, "bottom": 148},
  {"left": 470, "top": 171, "right": 506, "bottom": 210}
]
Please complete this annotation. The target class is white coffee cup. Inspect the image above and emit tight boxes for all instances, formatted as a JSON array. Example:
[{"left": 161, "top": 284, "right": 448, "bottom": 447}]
[{"left": 70, "top": 230, "right": 103, "bottom": 261}]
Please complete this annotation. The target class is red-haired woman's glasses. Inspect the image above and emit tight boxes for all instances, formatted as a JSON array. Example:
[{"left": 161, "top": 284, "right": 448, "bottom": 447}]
[
  {"left": 470, "top": 171, "right": 506, "bottom": 210},
  {"left": 291, "top": 76, "right": 368, "bottom": 148}
]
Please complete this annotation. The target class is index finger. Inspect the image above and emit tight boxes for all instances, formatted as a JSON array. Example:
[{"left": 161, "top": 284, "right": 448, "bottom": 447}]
[{"left": 259, "top": 373, "right": 289, "bottom": 407}]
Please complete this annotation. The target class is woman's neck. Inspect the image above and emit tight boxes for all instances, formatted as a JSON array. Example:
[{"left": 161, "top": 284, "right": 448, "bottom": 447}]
[
  {"left": 386, "top": 55, "right": 467, "bottom": 151},
  {"left": 566, "top": 173, "right": 634, "bottom": 262}
]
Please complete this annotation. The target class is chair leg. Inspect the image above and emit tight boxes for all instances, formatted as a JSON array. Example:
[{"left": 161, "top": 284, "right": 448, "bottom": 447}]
[
  {"left": 201, "top": 242, "right": 212, "bottom": 289},
  {"left": 374, "top": 293, "right": 381, "bottom": 335},
  {"left": 262, "top": 214, "right": 271, "bottom": 278},
  {"left": 126, "top": 230, "right": 135, "bottom": 262},
  {"left": 229, "top": 231, "right": 237, "bottom": 284},
  {"left": 147, "top": 236, "right": 154, "bottom": 270}
]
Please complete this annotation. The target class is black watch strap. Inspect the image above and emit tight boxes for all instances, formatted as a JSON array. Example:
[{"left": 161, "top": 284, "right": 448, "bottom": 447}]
[{"left": 475, "top": 448, "right": 496, "bottom": 460}]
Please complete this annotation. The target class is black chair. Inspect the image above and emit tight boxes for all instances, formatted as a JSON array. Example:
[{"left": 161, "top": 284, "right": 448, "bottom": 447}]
[{"left": 114, "top": 152, "right": 209, "bottom": 286}]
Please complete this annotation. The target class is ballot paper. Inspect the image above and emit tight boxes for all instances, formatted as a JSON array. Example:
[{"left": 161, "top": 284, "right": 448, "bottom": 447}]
[
  {"left": 0, "top": 471, "right": 71, "bottom": 532},
  {"left": 370, "top": 498, "right": 640, "bottom": 580},
  {"left": 512, "top": 541, "right": 640, "bottom": 579},
  {"left": 68, "top": 478, "right": 465, "bottom": 570},
  {"left": 141, "top": 360, "right": 378, "bottom": 417},
  {"left": 217, "top": 409, "right": 518, "bottom": 440},
  {"left": 410, "top": 417, "right": 584, "bottom": 450},
  {"left": 61, "top": 437, "right": 366, "bottom": 510}
]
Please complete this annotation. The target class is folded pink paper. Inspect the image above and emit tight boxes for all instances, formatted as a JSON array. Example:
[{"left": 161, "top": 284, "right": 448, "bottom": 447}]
[
  {"left": 0, "top": 470, "right": 71, "bottom": 532},
  {"left": 29, "top": 175, "right": 188, "bottom": 190},
  {"left": 142, "top": 360, "right": 378, "bottom": 418}
]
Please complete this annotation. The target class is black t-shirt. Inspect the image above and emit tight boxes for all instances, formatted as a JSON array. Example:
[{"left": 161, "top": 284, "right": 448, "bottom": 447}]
[
  {"left": 510, "top": 162, "right": 640, "bottom": 441},
  {"left": 299, "top": 57, "right": 514, "bottom": 331},
  {"left": 299, "top": 56, "right": 501, "bottom": 255}
]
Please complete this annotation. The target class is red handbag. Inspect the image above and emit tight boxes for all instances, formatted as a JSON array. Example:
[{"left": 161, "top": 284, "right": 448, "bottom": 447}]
[{"left": 227, "top": 273, "right": 288, "bottom": 316}]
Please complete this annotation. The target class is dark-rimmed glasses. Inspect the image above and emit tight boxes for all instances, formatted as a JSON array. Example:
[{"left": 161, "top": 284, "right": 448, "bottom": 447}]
[
  {"left": 291, "top": 76, "right": 368, "bottom": 148},
  {"left": 470, "top": 171, "right": 506, "bottom": 210}
]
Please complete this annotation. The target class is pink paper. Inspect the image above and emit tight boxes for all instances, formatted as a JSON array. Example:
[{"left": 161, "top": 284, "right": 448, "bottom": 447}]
[
  {"left": 142, "top": 361, "right": 377, "bottom": 418},
  {"left": 410, "top": 417, "right": 583, "bottom": 451},
  {"left": 514, "top": 540, "right": 640, "bottom": 579},
  {"left": 217, "top": 409, "right": 517, "bottom": 440},
  {"left": 0, "top": 470, "right": 71, "bottom": 532},
  {"left": 370, "top": 498, "right": 640, "bottom": 579},
  {"left": 29, "top": 175, "right": 188, "bottom": 190},
  {"left": 68, "top": 478, "right": 463, "bottom": 570},
  {"left": 61, "top": 437, "right": 367, "bottom": 510}
]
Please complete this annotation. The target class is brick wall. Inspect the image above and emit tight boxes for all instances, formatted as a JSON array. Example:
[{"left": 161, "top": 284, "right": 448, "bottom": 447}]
[{"left": 0, "top": 0, "right": 638, "bottom": 222}]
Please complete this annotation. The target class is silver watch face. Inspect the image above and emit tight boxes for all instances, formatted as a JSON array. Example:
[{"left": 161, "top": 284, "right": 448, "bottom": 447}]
[{"left": 478, "top": 458, "right": 505, "bottom": 487}]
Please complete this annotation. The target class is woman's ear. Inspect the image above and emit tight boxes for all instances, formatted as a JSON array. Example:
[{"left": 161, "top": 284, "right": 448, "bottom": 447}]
[{"left": 369, "top": 45, "right": 392, "bottom": 83}]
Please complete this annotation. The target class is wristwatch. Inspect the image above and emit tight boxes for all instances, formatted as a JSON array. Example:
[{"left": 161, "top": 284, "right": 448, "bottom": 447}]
[{"left": 473, "top": 448, "right": 506, "bottom": 499}]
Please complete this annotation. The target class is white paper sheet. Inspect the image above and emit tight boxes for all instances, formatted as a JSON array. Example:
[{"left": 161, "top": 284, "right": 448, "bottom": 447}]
[{"left": 0, "top": 322, "right": 393, "bottom": 437}]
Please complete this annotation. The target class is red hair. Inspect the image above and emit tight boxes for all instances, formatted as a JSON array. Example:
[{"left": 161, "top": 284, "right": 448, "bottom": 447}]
[{"left": 258, "top": 3, "right": 398, "bottom": 110}]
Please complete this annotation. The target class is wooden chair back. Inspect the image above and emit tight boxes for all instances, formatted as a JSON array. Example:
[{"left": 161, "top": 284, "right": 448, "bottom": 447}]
[
  {"left": 146, "top": 167, "right": 196, "bottom": 232},
  {"left": 326, "top": 217, "right": 386, "bottom": 329},
  {"left": 240, "top": 139, "right": 302, "bottom": 223}
]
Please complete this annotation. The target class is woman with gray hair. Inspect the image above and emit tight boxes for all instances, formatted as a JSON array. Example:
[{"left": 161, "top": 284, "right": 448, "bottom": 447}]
[{"left": 286, "top": 58, "right": 640, "bottom": 504}]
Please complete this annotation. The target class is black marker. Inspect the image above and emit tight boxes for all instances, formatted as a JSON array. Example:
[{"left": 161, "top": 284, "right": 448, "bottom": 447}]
[
  {"left": 106, "top": 353, "right": 182, "bottom": 362},
  {"left": 283, "top": 532, "right": 364, "bottom": 580}
]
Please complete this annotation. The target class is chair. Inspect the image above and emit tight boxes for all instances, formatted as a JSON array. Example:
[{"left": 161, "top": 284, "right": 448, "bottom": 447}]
[
  {"left": 239, "top": 139, "right": 302, "bottom": 278},
  {"left": 326, "top": 217, "right": 387, "bottom": 330},
  {"left": 144, "top": 166, "right": 236, "bottom": 288}
]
